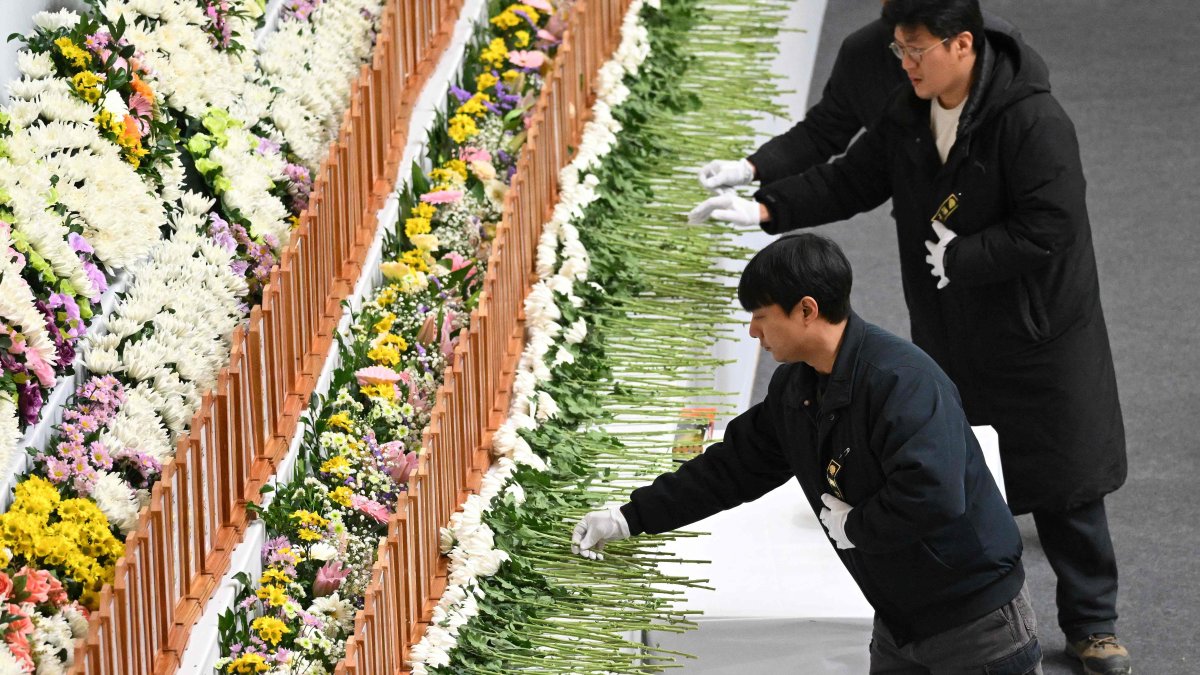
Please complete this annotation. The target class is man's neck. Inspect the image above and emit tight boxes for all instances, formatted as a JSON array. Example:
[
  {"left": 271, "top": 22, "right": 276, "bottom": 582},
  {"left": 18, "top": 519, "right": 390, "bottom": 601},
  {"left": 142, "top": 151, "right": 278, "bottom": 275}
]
[{"left": 808, "top": 320, "right": 848, "bottom": 375}]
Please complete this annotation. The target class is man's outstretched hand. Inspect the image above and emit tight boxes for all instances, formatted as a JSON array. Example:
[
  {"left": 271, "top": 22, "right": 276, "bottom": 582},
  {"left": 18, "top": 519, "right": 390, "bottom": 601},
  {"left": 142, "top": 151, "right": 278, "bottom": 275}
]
[{"left": 571, "top": 506, "right": 631, "bottom": 560}]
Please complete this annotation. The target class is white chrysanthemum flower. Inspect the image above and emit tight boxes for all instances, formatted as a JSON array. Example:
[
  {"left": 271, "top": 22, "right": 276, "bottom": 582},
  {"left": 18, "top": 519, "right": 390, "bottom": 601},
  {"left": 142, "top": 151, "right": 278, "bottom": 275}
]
[
  {"left": 505, "top": 481, "right": 526, "bottom": 505},
  {"left": 534, "top": 390, "right": 559, "bottom": 422},
  {"left": 92, "top": 471, "right": 142, "bottom": 533},
  {"left": 552, "top": 346, "right": 575, "bottom": 367},
  {"left": 16, "top": 51, "right": 55, "bottom": 80},
  {"left": 564, "top": 317, "right": 588, "bottom": 344},
  {"left": 61, "top": 603, "right": 90, "bottom": 638},
  {"left": 179, "top": 190, "right": 215, "bottom": 217},
  {"left": 0, "top": 395, "right": 19, "bottom": 478},
  {"left": 309, "top": 542, "right": 338, "bottom": 561},
  {"left": 32, "top": 9, "right": 80, "bottom": 31},
  {"left": 102, "top": 89, "right": 129, "bottom": 118}
]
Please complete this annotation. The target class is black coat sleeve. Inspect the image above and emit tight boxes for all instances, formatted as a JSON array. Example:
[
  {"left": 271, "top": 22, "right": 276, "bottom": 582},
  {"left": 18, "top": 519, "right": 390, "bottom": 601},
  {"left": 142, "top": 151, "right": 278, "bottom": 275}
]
[
  {"left": 944, "top": 107, "right": 1087, "bottom": 286},
  {"left": 842, "top": 366, "right": 972, "bottom": 553},
  {"left": 748, "top": 45, "right": 869, "bottom": 183},
  {"left": 621, "top": 384, "right": 793, "bottom": 536},
  {"left": 754, "top": 122, "right": 894, "bottom": 235}
]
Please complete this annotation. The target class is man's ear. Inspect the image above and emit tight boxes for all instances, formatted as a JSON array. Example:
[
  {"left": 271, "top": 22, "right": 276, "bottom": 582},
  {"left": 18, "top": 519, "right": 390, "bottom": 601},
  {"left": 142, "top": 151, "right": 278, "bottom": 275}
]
[{"left": 799, "top": 296, "right": 819, "bottom": 321}]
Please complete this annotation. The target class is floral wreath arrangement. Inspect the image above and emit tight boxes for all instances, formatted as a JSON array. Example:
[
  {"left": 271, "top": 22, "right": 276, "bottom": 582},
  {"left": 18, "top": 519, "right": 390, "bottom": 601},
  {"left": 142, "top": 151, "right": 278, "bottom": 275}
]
[
  {"left": 0, "top": 0, "right": 395, "bottom": 671},
  {"left": 212, "top": 1, "right": 572, "bottom": 671},
  {"left": 401, "top": 0, "right": 789, "bottom": 670}
]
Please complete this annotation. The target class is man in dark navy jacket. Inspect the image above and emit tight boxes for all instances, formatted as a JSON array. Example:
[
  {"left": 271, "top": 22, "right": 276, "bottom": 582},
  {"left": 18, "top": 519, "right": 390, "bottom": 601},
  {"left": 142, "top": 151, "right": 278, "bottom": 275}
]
[{"left": 573, "top": 235, "right": 1042, "bottom": 673}]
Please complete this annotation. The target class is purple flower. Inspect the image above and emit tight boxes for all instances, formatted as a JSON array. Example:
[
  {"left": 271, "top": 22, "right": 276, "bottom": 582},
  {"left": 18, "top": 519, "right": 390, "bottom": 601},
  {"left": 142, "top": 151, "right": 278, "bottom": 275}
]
[
  {"left": 68, "top": 232, "right": 95, "bottom": 255},
  {"left": 449, "top": 85, "right": 473, "bottom": 103},
  {"left": 230, "top": 260, "right": 250, "bottom": 278},
  {"left": 81, "top": 261, "right": 107, "bottom": 299},
  {"left": 255, "top": 137, "right": 281, "bottom": 156},
  {"left": 49, "top": 293, "right": 85, "bottom": 339},
  {"left": 16, "top": 379, "right": 42, "bottom": 426},
  {"left": 208, "top": 214, "right": 237, "bottom": 252},
  {"left": 34, "top": 298, "right": 74, "bottom": 367}
]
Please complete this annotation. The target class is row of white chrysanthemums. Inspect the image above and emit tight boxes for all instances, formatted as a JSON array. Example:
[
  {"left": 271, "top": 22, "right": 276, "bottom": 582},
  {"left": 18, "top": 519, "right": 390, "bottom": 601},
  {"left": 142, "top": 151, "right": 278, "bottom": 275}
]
[
  {"left": 0, "top": 0, "right": 385, "bottom": 504},
  {"left": 406, "top": 1, "right": 655, "bottom": 671}
]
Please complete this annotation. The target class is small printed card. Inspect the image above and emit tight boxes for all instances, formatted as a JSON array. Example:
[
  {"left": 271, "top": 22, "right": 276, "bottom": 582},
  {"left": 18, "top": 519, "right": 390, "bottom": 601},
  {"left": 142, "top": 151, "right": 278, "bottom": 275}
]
[{"left": 672, "top": 407, "right": 717, "bottom": 458}]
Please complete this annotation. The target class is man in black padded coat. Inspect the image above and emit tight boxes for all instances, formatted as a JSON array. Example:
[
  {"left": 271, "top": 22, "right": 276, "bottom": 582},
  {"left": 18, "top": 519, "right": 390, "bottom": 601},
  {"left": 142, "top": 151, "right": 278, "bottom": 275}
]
[
  {"left": 574, "top": 234, "right": 1042, "bottom": 673},
  {"left": 689, "top": 2, "right": 1130, "bottom": 673}
]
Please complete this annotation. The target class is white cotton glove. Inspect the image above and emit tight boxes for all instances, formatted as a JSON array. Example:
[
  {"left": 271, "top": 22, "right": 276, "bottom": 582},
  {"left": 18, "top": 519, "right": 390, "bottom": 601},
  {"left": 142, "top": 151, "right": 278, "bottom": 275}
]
[
  {"left": 688, "top": 191, "right": 762, "bottom": 226},
  {"left": 698, "top": 158, "right": 756, "bottom": 192},
  {"left": 572, "top": 506, "right": 631, "bottom": 560},
  {"left": 924, "top": 220, "right": 958, "bottom": 289},
  {"left": 819, "top": 493, "right": 855, "bottom": 550}
]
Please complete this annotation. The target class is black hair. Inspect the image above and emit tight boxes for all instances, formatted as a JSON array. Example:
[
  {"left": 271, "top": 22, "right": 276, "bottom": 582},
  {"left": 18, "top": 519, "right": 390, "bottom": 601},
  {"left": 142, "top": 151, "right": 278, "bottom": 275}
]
[
  {"left": 882, "top": 0, "right": 984, "bottom": 52},
  {"left": 738, "top": 233, "right": 852, "bottom": 322}
]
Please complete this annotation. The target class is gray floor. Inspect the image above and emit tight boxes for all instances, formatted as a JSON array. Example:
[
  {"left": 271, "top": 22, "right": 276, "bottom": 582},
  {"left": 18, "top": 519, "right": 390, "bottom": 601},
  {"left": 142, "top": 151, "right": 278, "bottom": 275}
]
[{"left": 749, "top": 2, "right": 1200, "bottom": 673}]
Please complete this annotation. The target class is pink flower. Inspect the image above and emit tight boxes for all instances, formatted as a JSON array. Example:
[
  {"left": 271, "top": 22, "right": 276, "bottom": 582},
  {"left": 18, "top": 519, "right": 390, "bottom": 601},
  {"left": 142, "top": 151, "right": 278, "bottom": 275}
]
[
  {"left": 0, "top": 573, "right": 12, "bottom": 604},
  {"left": 312, "top": 561, "right": 350, "bottom": 597},
  {"left": 389, "top": 451, "right": 419, "bottom": 485},
  {"left": 15, "top": 341, "right": 55, "bottom": 388},
  {"left": 354, "top": 365, "right": 401, "bottom": 386},
  {"left": 351, "top": 494, "right": 390, "bottom": 523},
  {"left": 46, "top": 574, "right": 67, "bottom": 606},
  {"left": 525, "top": 0, "right": 553, "bottom": 11},
  {"left": 5, "top": 628, "right": 33, "bottom": 672},
  {"left": 420, "top": 189, "right": 463, "bottom": 204},
  {"left": 507, "top": 50, "right": 546, "bottom": 70},
  {"left": 5, "top": 603, "right": 34, "bottom": 640},
  {"left": 16, "top": 568, "right": 52, "bottom": 604},
  {"left": 537, "top": 29, "right": 560, "bottom": 44},
  {"left": 445, "top": 251, "right": 475, "bottom": 274},
  {"left": 128, "top": 93, "right": 153, "bottom": 133},
  {"left": 459, "top": 146, "right": 491, "bottom": 163},
  {"left": 440, "top": 312, "right": 457, "bottom": 360}
]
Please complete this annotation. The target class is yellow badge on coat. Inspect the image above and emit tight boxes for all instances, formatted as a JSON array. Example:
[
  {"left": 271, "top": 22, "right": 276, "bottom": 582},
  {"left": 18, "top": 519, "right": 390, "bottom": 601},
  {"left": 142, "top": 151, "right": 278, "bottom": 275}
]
[{"left": 933, "top": 193, "right": 959, "bottom": 223}]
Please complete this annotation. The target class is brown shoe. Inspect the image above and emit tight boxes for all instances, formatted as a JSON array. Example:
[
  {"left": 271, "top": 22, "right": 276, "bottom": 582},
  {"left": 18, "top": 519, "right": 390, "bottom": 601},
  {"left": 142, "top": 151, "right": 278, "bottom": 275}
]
[{"left": 1065, "top": 634, "right": 1132, "bottom": 675}]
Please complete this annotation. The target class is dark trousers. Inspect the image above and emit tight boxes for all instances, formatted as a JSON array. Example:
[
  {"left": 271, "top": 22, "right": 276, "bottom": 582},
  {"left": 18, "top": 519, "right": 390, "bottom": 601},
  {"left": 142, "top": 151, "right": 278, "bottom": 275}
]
[
  {"left": 869, "top": 584, "right": 1042, "bottom": 674},
  {"left": 1031, "top": 497, "right": 1119, "bottom": 641}
]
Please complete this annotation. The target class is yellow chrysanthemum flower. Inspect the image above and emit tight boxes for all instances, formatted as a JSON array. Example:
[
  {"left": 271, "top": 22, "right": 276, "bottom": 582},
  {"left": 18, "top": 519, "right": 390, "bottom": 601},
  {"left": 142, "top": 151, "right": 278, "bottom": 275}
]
[
  {"left": 476, "top": 71, "right": 498, "bottom": 90},
  {"left": 513, "top": 30, "right": 530, "bottom": 48},
  {"left": 367, "top": 343, "right": 401, "bottom": 367},
  {"left": 330, "top": 486, "right": 354, "bottom": 508},
  {"left": 54, "top": 37, "right": 91, "bottom": 68},
  {"left": 401, "top": 249, "right": 431, "bottom": 272},
  {"left": 457, "top": 96, "right": 488, "bottom": 117},
  {"left": 373, "top": 313, "right": 396, "bottom": 334},
  {"left": 319, "top": 455, "right": 351, "bottom": 476},
  {"left": 227, "top": 652, "right": 270, "bottom": 673},
  {"left": 412, "top": 202, "right": 437, "bottom": 220},
  {"left": 375, "top": 333, "right": 408, "bottom": 350},
  {"left": 256, "top": 584, "right": 290, "bottom": 608},
  {"left": 326, "top": 412, "right": 353, "bottom": 431},
  {"left": 260, "top": 568, "right": 293, "bottom": 585},
  {"left": 448, "top": 114, "right": 479, "bottom": 144},
  {"left": 361, "top": 382, "right": 396, "bottom": 401},
  {"left": 481, "top": 37, "right": 508, "bottom": 69},
  {"left": 251, "top": 616, "right": 291, "bottom": 646},
  {"left": 405, "top": 216, "right": 434, "bottom": 237},
  {"left": 445, "top": 158, "right": 468, "bottom": 178}
]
